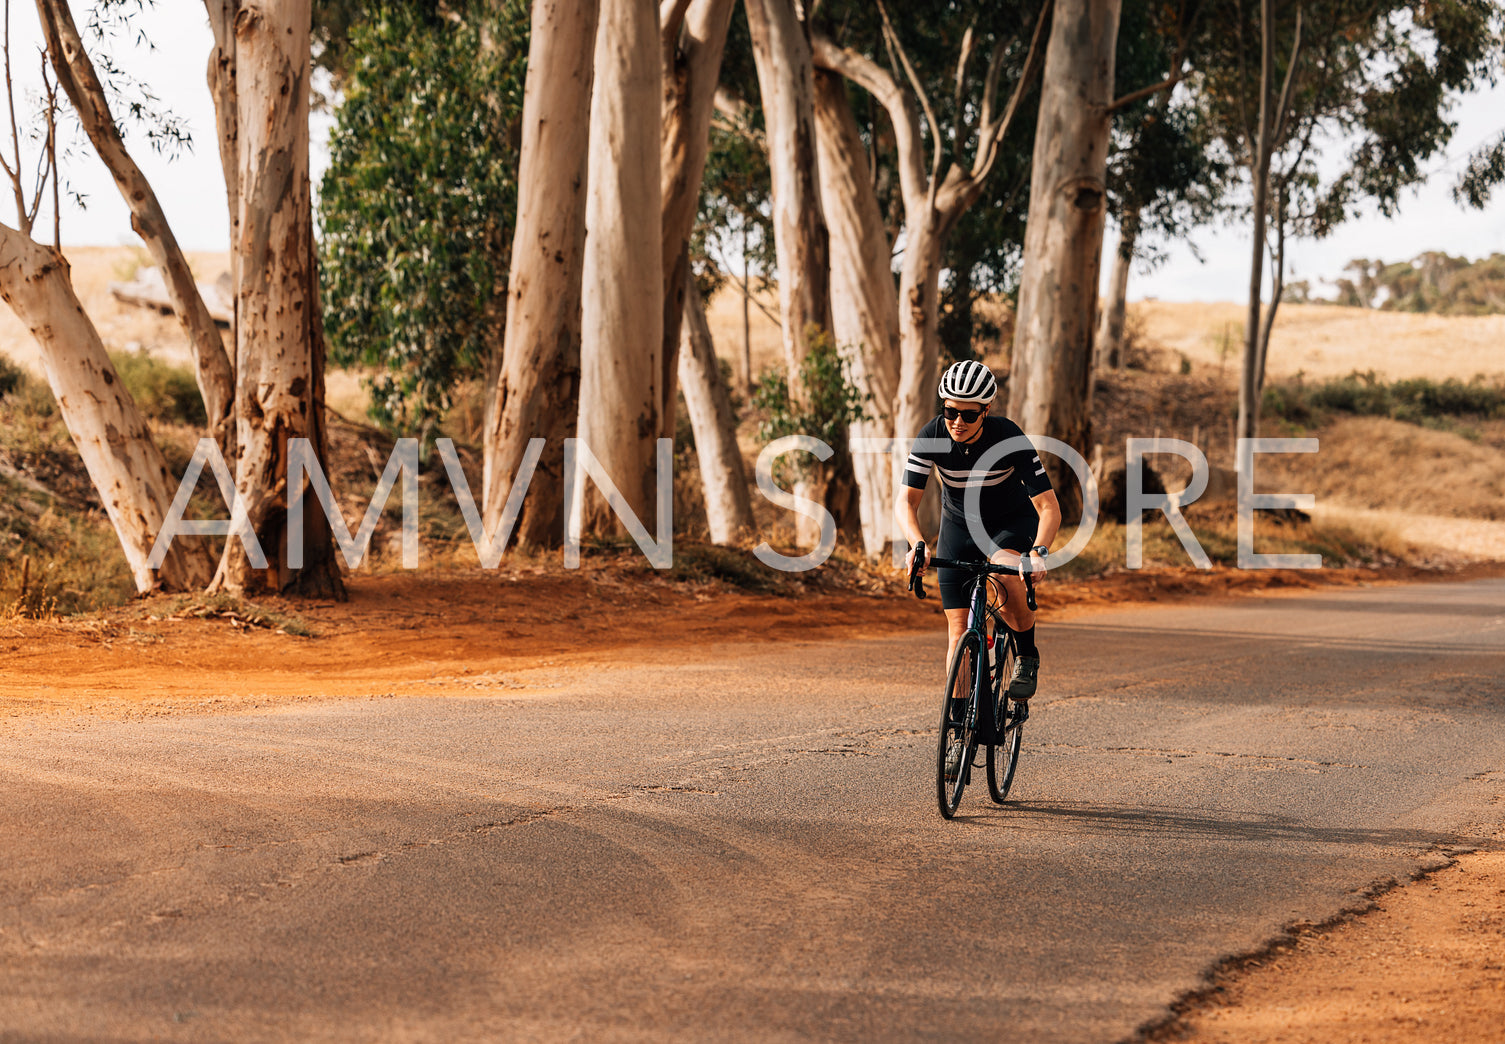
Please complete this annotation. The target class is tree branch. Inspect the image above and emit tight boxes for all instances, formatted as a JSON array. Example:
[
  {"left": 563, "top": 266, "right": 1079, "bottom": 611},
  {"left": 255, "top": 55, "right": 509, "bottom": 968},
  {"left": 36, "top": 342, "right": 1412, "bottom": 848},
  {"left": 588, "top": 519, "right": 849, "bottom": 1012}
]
[
  {"left": 951, "top": 19, "right": 975, "bottom": 148},
  {"left": 811, "top": 32, "right": 927, "bottom": 210},
  {"left": 1109, "top": 0, "right": 1199, "bottom": 114},
  {"left": 1108, "top": 73, "right": 1180, "bottom": 114},
  {"left": 4, "top": 0, "right": 28, "bottom": 234},
  {"left": 969, "top": 0, "right": 1051, "bottom": 183},
  {"left": 660, "top": 0, "right": 693, "bottom": 51},
  {"left": 875, "top": 0, "right": 942, "bottom": 208},
  {"left": 1270, "top": 4, "right": 1303, "bottom": 147},
  {"left": 36, "top": 0, "right": 236, "bottom": 437},
  {"left": 711, "top": 84, "right": 766, "bottom": 150}
]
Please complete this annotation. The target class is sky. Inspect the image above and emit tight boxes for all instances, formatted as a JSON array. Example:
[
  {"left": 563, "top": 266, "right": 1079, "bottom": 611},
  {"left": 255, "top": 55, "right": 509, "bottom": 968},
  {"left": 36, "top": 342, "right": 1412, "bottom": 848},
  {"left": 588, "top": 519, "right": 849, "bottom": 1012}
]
[{"left": 14, "top": 5, "right": 1505, "bottom": 304}]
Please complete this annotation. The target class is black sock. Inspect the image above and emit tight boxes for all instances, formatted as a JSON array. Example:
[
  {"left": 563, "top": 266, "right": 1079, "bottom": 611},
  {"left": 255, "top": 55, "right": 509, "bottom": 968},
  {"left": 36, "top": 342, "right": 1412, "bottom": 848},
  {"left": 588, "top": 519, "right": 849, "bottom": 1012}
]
[{"left": 1015, "top": 625, "right": 1037, "bottom": 659}]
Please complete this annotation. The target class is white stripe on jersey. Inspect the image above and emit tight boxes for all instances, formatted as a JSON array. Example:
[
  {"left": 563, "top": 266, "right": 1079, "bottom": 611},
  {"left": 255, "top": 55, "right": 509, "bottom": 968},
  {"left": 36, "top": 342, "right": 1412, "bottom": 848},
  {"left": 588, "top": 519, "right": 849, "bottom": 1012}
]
[
  {"left": 934, "top": 470, "right": 1015, "bottom": 489},
  {"left": 934, "top": 463, "right": 1015, "bottom": 481}
]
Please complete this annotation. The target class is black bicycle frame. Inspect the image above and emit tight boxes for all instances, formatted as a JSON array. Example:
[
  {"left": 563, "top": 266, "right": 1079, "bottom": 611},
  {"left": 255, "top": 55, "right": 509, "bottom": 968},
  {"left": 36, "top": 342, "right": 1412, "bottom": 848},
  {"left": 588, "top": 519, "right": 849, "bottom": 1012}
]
[{"left": 908, "top": 544, "right": 1035, "bottom": 746}]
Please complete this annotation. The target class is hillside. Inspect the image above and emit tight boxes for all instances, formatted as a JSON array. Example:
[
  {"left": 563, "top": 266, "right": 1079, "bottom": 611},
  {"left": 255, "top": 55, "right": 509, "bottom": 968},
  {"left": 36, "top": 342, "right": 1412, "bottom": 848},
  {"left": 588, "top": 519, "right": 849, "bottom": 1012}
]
[{"left": 1134, "top": 300, "right": 1505, "bottom": 381}]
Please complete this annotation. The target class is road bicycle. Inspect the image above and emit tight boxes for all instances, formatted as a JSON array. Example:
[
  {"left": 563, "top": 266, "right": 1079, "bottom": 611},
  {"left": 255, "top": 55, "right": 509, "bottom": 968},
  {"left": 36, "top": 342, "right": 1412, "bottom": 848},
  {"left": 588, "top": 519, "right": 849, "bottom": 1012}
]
[{"left": 907, "top": 541, "right": 1036, "bottom": 820}]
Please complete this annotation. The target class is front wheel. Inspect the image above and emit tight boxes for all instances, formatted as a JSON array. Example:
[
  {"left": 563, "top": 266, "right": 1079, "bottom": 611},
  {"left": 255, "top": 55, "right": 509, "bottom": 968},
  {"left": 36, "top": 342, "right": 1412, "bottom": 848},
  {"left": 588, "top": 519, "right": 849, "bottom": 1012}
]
[
  {"left": 937, "top": 633, "right": 981, "bottom": 819},
  {"left": 987, "top": 637, "right": 1024, "bottom": 803}
]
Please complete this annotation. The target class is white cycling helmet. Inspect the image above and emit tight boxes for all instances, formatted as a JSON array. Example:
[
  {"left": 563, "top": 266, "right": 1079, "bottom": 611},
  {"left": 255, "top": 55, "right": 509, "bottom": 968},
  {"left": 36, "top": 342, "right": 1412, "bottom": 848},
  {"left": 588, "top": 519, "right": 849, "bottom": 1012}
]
[{"left": 937, "top": 359, "right": 997, "bottom": 403}]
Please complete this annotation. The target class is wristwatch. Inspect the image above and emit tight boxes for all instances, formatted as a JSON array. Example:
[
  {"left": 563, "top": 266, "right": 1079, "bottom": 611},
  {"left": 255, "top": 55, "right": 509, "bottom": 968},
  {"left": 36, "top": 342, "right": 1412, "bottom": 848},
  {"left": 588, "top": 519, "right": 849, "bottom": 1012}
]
[{"left": 1030, "top": 545, "right": 1050, "bottom": 557}]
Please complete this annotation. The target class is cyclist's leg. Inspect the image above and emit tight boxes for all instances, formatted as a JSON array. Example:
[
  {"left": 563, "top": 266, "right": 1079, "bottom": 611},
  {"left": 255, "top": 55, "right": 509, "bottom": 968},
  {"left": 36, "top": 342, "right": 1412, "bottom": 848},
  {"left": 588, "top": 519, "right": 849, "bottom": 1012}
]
[
  {"left": 943, "top": 608, "right": 970, "bottom": 692},
  {"left": 937, "top": 518, "right": 984, "bottom": 698},
  {"left": 984, "top": 531, "right": 1040, "bottom": 698},
  {"left": 985, "top": 535, "right": 1036, "bottom": 634}
]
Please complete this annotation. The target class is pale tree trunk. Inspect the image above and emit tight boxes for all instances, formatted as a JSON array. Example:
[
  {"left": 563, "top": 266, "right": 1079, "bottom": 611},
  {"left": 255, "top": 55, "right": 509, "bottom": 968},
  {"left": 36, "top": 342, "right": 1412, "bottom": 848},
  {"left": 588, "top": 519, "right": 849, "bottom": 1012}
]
[
  {"left": 1008, "top": 0, "right": 1121, "bottom": 519},
  {"left": 0, "top": 228, "right": 214, "bottom": 591},
  {"left": 1095, "top": 210, "right": 1137, "bottom": 371},
  {"left": 1238, "top": 1, "right": 1302, "bottom": 441},
  {"left": 740, "top": 227, "right": 752, "bottom": 397},
  {"left": 744, "top": 0, "right": 831, "bottom": 391},
  {"left": 1255, "top": 183, "right": 1286, "bottom": 392},
  {"left": 812, "top": 68, "right": 901, "bottom": 557},
  {"left": 482, "top": 0, "right": 598, "bottom": 547},
  {"left": 573, "top": 0, "right": 663, "bottom": 535},
  {"left": 894, "top": 223, "right": 947, "bottom": 463},
  {"left": 658, "top": 0, "right": 734, "bottom": 440},
  {"left": 745, "top": 0, "right": 834, "bottom": 544},
  {"left": 38, "top": 0, "right": 234, "bottom": 444},
  {"left": 678, "top": 273, "right": 753, "bottom": 542},
  {"left": 1238, "top": 0, "right": 1274, "bottom": 444},
  {"left": 212, "top": 0, "right": 343, "bottom": 597},
  {"left": 206, "top": 0, "right": 239, "bottom": 349}
]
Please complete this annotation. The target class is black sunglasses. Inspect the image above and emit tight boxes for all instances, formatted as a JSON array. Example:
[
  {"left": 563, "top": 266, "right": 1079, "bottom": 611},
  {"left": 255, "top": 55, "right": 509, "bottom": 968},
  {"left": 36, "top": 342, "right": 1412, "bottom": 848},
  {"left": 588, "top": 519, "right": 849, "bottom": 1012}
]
[{"left": 942, "top": 405, "right": 985, "bottom": 423}]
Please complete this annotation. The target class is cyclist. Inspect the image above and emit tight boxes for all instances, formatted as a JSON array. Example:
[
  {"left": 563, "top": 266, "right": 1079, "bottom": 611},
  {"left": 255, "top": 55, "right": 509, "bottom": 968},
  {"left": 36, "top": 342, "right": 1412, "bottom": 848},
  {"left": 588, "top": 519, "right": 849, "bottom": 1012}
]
[{"left": 898, "top": 359, "right": 1062, "bottom": 701}]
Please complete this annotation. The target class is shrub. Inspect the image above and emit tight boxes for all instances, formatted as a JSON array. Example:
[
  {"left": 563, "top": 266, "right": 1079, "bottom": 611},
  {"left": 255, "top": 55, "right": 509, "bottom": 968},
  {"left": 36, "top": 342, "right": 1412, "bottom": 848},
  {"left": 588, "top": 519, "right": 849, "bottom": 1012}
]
[
  {"left": 110, "top": 350, "right": 207, "bottom": 426},
  {"left": 1263, "top": 371, "right": 1505, "bottom": 428},
  {"left": 751, "top": 327, "right": 868, "bottom": 479},
  {"left": 0, "top": 354, "right": 25, "bottom": 398}
]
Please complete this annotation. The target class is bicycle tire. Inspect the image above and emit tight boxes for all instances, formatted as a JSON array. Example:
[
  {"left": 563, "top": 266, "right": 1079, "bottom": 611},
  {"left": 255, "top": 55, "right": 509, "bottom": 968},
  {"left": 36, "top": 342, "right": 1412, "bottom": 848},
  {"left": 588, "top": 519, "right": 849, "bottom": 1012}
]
[
  {"left": 987, "top": 635, "right": 1024, "bottom": 803},
  {"left": 937, "top": 633, "right": 981, "bottom": 819}
]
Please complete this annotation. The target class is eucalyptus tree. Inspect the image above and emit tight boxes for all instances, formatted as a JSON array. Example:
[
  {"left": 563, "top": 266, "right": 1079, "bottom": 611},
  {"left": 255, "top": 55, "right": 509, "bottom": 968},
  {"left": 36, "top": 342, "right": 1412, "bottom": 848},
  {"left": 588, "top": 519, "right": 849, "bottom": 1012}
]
[
  {"left": 0, "top": 0, "right": 217, "bottom": 593},
  {"left": 572, "top": 0, "right": 664, "bottom": 537},
  {"left": 803, "top": 0, "right": 1050, "bottom": 552},
  {"left": 813, "top": 0, "right": 1050, "bottom": 456},
  {"left": 483, "top": 0, "right": 598, "bottom": 547},
  {"left": 1095, "top": 0, "right": 1230, "bottom": 370},
  {"left": 212, "top": 0, "right": 345, "bottom": 597},
  {"left": 37, "top": 0, "right": 235, "bottom": 445},
  {"left": 1192, "top": 0, "right": 1503, "bottom": 439}
]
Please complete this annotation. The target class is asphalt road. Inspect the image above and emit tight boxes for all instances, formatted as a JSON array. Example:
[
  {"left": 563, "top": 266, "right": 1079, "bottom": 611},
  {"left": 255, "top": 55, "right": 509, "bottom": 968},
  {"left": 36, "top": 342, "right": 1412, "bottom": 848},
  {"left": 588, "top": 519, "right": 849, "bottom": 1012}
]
[{"left": 2, "top": 578, "right": 1503, "bottom": 1043}]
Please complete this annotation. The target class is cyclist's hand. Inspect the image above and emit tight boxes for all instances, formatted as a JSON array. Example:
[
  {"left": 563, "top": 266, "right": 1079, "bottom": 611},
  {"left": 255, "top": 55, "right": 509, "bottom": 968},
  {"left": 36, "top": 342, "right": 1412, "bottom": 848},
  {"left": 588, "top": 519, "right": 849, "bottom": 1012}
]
[
  {"left": 1028, "top": 548, "right": 1047, "bottom": 574},
  {"left": 905, "top": 544, "right": 927, "bottom": 577}
]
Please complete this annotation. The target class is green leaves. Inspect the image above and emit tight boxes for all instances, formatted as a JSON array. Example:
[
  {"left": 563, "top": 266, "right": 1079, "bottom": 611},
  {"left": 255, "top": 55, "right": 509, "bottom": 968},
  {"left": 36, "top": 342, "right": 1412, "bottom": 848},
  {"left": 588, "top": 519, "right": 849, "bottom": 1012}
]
[
  {"left": 752, "top": 327, "right": 870, "bottom": 480},
  {"left": 317, "top": 2, "right": 528, "bottom": 436}
]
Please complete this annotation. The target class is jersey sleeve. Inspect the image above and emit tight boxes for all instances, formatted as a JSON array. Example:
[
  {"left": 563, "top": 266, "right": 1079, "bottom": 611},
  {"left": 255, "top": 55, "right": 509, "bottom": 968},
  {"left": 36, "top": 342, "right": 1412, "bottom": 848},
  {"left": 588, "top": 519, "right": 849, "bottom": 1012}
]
[
  {"left": 1004, "top": 420, "right": 1053, "bottom": 497},
  {"left": 902, "top": 417, "right": 943, "bottom": 490}
]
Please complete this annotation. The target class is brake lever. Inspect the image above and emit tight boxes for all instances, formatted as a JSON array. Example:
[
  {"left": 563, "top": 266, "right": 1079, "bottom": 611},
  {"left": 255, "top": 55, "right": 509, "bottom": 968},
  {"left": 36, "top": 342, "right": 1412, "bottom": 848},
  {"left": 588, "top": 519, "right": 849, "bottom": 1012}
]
[
  {"left": 908, "top": 541, "right": 927, "bottom": 600},
  {"left": 1019, "top": 560, "right": 1037, "bottom": 612}
]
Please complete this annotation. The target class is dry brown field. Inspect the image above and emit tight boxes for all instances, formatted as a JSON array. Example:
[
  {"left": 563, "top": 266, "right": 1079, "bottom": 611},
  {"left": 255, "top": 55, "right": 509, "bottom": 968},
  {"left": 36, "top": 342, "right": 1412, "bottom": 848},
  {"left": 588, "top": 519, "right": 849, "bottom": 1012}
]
[{"left": 1134, "top": 299, "right": 1505, "bottom": 380}]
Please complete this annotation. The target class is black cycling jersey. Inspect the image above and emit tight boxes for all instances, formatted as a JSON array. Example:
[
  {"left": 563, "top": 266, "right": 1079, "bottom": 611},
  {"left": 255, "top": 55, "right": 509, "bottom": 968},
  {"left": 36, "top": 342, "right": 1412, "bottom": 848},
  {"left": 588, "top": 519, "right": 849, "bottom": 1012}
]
[{"left": 902, "top": 414, "right": 1053, "bottom": 526}]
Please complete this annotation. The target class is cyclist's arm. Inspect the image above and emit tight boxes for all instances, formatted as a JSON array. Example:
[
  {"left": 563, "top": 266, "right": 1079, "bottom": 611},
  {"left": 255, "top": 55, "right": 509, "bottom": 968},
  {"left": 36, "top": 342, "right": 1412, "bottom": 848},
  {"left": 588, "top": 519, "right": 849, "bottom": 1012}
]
[
  {"left": 898, "top": 486, "right": 928, "bottom": 567},
  {"left": 1030, "top": 489, "right": 1062, "bottom": 554}
]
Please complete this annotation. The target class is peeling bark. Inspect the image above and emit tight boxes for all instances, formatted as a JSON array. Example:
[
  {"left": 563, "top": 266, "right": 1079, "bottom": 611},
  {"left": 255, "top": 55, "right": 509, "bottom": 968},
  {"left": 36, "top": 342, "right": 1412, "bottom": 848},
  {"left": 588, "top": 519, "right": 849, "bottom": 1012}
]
[
  {"left": 0, "top": 227, "right": 214, "bottom": 592},
  {"left": 482, "top": 0, "right": 598, "bottom": 548},
  {"left": 38, "top": 0, "right": 234, "bottom": 445},
  {"left": 678, "top": 273, "right": 753, "bottom": 543},
  {"left": 574, "top": 0, "right": 663, "bottom": 535},
  {"left": 212, "top": 0, "right": 343, "bottom": 597}
]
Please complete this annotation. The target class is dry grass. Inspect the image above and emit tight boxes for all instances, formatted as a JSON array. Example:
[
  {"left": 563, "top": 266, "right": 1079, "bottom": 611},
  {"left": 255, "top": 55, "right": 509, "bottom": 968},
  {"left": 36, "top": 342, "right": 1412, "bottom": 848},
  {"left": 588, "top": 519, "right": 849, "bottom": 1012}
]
[
  {"left": 0, "top": 246, "right": 231, "bottom": 376},
  {"left": 1135, "top": 300, "right": 1505, "bottom": 382},
  {"left": 1258, "top": 415, "right": 1505, "bottom": 520}
]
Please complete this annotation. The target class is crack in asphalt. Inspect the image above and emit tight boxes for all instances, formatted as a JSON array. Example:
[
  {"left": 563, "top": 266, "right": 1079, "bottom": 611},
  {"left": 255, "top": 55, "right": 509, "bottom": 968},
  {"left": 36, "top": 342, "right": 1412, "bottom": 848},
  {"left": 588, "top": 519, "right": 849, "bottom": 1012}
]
[{"left": 1031, "top": 742, "right": 1364, "bottom": 769}]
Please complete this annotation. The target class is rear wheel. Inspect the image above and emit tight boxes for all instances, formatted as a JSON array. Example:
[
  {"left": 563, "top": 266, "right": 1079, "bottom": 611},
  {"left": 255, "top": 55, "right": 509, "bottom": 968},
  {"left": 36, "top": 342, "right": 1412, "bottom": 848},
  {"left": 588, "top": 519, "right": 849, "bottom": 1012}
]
[
  {"left": 987, "top": 636, "right": 1024, "bottom": 803},
  {"left": 937, "top": 633, "right": 981, "bottom": 819}
]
